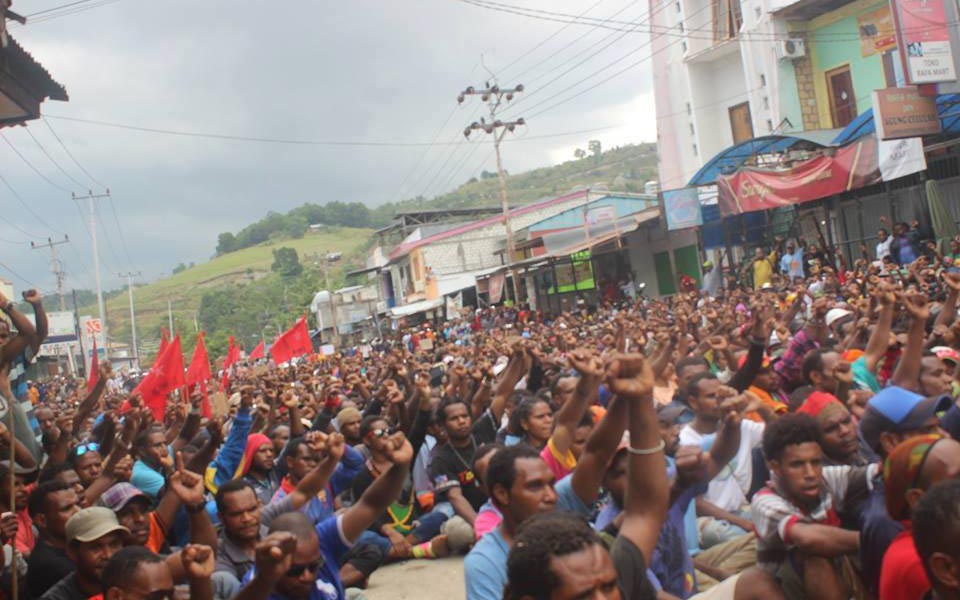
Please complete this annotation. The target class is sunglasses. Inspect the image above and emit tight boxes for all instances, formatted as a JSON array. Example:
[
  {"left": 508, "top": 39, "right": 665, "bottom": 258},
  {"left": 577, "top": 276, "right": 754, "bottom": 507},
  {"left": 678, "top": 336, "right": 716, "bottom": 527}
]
[
  {"left": 74, "top": 442, "right": 99, "bottom": 457},
  {"left": 368, "top": 427, "right": 397, "bottom": 439},
  {"left": 286, "top": 558, "right": 323, "bottom": 578}
]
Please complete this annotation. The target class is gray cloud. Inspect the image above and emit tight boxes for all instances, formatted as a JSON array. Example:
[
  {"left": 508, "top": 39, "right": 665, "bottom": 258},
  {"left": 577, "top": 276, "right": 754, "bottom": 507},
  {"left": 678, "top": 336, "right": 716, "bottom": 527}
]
[{"left": 2, "top": 0, "right": 653, "bottom": 293}]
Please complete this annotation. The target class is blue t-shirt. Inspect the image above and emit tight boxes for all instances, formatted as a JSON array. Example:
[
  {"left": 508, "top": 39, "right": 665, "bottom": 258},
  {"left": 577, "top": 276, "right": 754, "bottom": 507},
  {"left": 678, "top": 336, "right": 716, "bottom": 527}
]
[
  {"left": 243, "top": 514, "right": 351, "bottom": 600},
  {"left": 132, "top": 460, "right": 166, "bottom": 501},
  {"left": 650, "top": 484, "right": 700, "bottom": 598},
  {"left": 464, "top": 475, "right": 589, "bottom": 600},
  {"left": 780, "top": 249, "right": 804, "bottom": 280}
]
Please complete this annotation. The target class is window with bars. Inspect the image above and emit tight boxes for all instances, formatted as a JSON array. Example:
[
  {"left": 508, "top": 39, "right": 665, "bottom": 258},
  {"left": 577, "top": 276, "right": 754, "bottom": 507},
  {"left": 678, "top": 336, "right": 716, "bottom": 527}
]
[{"left": 714, "top": 0, "right": 743, "bottom": 41}]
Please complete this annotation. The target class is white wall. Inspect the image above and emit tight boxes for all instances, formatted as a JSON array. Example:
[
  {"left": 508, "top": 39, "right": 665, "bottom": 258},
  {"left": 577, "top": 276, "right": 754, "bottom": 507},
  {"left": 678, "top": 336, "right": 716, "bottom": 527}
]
[{"left": 626, "top": 225, "right": 699, "bottom": 297}]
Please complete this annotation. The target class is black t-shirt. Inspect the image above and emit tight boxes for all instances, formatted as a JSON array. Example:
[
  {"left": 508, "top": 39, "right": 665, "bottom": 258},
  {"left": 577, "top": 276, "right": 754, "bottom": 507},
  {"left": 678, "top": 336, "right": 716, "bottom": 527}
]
[
  {"left": 39, "top": 572, "right": 86, "bottom": 600},
  {"left": 429, "top": 411, "right": 497, "bottom": 512},
  {"left": 28, "top": 538, "right": 75, "bottom": 599},
  {"left": 611, "top": 536, "right": 656, "bottom": 600}
]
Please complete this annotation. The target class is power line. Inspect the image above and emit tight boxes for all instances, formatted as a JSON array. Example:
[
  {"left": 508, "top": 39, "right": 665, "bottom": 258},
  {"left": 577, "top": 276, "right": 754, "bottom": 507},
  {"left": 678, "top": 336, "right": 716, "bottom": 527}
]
[
  {"left": 107, "top": 195, "right": 134, "bottom": 265},
  {"left": 0, "top": 259, "right": 37, "bottom": 287},
  {"left": 22, "top": 0, "right": 128, "bottom": 24},
  {"left": 458, "top": 0, "right": 934, "bottom": 42},
  {"left": 0, "top": 170, "right": 68, "bottom": 236},
  {"left": 23, "top": 128, "right": 85, "bottom": 190},
  {"left": 24, "top": 0, "right": 104, "bottom": 17},
  {"left": 0, "top": 133, "right": 74, "bottom": 193},
  {"left": 42, "top": 114, "right": 617, "bottom": 146},
  {"left": 42, "top": 117, "right": 108, "bottom": 189}
]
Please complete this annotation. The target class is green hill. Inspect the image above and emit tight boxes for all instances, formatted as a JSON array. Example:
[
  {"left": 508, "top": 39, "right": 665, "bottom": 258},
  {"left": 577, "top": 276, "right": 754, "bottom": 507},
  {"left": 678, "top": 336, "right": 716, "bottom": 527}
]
[
  {"left": 91, "top": 142, "right": 657, "bottom": 361},
  {"left": 89, "top": 227, "right": 373, "bottom": 360}
]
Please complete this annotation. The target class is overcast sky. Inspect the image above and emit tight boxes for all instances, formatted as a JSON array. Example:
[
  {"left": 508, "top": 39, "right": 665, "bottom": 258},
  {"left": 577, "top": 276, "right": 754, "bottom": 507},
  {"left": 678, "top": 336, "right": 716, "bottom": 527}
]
[{"left": 3, "top": 0, "right": 655, "bottom": 295}]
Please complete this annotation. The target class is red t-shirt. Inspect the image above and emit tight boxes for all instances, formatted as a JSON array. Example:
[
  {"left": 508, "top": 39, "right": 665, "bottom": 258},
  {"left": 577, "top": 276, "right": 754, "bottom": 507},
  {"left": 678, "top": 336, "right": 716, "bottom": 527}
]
[{"left": 879, "top": 528, "right": 930, "bottom": 600}]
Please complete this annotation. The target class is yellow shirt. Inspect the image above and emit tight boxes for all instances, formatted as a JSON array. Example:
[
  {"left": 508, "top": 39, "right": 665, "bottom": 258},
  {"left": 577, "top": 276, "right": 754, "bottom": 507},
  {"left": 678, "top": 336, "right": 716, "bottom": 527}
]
[{"left": 753, "top": 252, "right": 776, "bottom": 289}]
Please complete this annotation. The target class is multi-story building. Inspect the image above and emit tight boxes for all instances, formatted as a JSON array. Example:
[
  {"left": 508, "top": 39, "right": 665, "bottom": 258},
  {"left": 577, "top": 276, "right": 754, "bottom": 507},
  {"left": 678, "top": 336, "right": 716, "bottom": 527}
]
[{"left": 652, "top": 0, "right": 904, "bottom": 189}]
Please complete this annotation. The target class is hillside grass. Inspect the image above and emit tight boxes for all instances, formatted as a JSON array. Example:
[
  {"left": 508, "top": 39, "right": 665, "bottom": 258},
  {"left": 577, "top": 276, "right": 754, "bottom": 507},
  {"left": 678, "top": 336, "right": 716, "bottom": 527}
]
[{"left": 90, "top": 227, "right": 373, "bottom": 352}]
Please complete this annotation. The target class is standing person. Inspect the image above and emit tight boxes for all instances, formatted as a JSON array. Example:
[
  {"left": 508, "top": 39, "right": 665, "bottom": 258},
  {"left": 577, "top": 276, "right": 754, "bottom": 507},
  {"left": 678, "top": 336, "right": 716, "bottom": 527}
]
[
  {"left": 701, "top": 258, "right": 722, "bottom": 298},
  {"left": 780, "top": 240, "right": 805, "bottom": 282},
  {"left": 0, "top": 289, "right": 47, "bottom": 464},
  {"left": 875, "top": 227, "right": 893, "bottom": 262},
  {"left": 749, "top": 247, "right": 777, "bottom": 291}
]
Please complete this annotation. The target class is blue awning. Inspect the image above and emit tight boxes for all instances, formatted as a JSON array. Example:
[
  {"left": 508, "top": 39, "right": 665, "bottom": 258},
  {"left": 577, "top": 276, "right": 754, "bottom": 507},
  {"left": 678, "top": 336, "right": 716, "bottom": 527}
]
[
  {"left": 832, "top": 93, "right": 960, "bottom": 145},
  {"left": 687, "top": 130, "right": 841, "bottom": 186}
]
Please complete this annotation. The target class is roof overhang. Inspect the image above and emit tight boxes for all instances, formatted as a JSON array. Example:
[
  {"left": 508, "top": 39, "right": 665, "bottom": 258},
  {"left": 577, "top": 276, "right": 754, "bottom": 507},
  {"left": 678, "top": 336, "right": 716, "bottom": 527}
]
[{"left": 0, "top": 35, "right": 67, "bottom": 127}]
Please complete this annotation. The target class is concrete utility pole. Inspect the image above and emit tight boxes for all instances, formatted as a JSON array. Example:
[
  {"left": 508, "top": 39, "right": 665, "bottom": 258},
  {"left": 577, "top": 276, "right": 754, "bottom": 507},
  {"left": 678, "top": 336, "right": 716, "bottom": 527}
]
[
  {"left": 459, "top": 82, "right": 526, "bottom": 303},
  {"left": 73, "top": 190, "right": 112, "bottom": 350},
  {"left": 30, "top": 235, "right": 69, "bottom": 310},
  {"left": 119, "top": 271, "right": 141, "bottom": 369}
]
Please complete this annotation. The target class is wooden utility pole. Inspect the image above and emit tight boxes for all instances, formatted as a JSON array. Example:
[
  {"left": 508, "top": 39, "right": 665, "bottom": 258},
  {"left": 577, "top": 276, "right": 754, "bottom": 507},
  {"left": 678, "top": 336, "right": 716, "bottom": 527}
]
[{"left": 459, "top": 82, "right": 526, "bottom": 304}]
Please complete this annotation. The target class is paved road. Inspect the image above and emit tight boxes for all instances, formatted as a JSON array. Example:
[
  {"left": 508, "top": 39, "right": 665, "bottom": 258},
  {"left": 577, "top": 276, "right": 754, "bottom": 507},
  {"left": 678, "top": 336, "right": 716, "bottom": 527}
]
[{"left": 363, "top": 557, "right": 465, "bottom": 600}]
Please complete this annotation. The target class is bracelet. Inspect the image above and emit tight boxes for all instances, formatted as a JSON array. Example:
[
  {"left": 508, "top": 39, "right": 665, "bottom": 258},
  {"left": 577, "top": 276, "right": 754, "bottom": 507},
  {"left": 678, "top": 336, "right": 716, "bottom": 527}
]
[
  {"left": 626, "top": 439, "right": 665, "bottom": 455},
  {"left": 1, "top": 301, "right": 11, "bottom": 313}
]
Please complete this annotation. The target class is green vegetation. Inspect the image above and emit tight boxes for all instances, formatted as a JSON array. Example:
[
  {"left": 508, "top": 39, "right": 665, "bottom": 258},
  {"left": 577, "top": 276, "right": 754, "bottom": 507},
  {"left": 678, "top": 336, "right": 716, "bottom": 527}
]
[
  {"left": 84, "top": 227, "right": 372, "bottom": 360},
  {"left": 91, "top": 142, "right": 656, "bottom": 362}
]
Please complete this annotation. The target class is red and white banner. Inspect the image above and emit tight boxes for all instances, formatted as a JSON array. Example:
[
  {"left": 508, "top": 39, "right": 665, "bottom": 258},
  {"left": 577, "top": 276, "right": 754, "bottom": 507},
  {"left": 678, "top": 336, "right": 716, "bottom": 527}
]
[{"left": 717, "top": 138, "right": 880, "bottom": 215}]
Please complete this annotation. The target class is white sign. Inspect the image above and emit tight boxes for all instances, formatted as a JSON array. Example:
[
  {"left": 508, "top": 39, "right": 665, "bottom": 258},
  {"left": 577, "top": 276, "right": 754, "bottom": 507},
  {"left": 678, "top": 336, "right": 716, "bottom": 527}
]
[
  {"left": 878, "top": 137, "right": 928, "bottom": 181},
  {"left": 586, "top": 205, "right": 616, "bottom": 225}
]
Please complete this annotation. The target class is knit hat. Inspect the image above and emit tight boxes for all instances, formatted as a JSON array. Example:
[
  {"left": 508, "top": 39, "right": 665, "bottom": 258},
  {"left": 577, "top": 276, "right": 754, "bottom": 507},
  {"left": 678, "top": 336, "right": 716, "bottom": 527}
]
[
  {"left": 883, "top": 434, "right": 944, "bottom": 521},
  {"left": 236, "top": 433, "right": 272, "bottom": 478},
  {"left": 796, "top": 391, "right": 848, "bottom": 425}
]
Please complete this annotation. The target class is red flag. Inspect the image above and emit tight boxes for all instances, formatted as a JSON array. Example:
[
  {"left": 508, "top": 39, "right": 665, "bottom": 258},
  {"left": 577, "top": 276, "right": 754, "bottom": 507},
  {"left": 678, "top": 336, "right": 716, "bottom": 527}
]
[
  {"left": 219, "top": 335, "right": 240, "bottom": 392},
  {"left": 186, "top": 333, "right": 213, "bottom": 418},
  {"left": 270, "top": 316, "right": 313, "bottom": 364},
  {"left": 133, "top": 335, "right": 186, "bottom": 421},
  {"left": 158, "top": 328, "right": 170, "bottom": 357},
  {"left": 249, "top": 340, "right": 265, "bottom": 361},
  {"left": 87, "top": 339, "right": 99, "bottom": 392}
]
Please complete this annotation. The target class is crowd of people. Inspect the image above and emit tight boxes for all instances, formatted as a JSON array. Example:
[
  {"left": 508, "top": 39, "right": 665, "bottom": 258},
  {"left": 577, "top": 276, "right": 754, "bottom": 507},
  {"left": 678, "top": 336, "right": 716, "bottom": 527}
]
[{"left": 0, "top": 230, "right": 960, "bottom": 600}]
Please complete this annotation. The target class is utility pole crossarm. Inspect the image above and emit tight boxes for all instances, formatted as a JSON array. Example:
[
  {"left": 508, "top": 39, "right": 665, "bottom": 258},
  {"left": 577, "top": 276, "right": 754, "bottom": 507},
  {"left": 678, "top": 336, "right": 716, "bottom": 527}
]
[
  {"left": 30, "top": 235, "right": 70, "bottom": 311},
  {"left": 458, "top": 80, "right": 526, "bottom": 304}
]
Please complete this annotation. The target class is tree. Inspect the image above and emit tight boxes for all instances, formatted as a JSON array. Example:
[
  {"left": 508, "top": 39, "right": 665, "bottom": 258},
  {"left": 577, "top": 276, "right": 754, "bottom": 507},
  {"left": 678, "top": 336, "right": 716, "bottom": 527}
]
[
  {"left": 588, "top": 140, "right": 602, "bottom": 162},
  {"left": 574, "top": 148, "right": 587, "bottom": 159},
  {"left": 216, "top": 232, "right": 237, "bottom": 255},
  {"left": 172, "top": 263, "right": 188, "bottom": 274},
  {"left": 271, "top": 247, "right": 303, "bottom": 277}
]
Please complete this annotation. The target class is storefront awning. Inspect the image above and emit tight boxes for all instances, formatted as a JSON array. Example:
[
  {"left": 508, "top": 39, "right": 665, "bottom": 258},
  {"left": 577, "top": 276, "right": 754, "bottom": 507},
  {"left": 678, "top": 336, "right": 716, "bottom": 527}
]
[
  {"left": 688, "top": 131, "right": 841, "bottom": 187},
  {"left": 388, "top": 298, "right": 443, "bottom": 318}
]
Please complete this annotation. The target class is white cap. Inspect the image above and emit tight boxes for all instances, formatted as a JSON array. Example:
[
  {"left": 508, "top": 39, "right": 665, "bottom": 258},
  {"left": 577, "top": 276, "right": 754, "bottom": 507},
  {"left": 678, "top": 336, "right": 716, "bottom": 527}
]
[{"left": 825, "top": 308, "right": 853, "bottom": 328}]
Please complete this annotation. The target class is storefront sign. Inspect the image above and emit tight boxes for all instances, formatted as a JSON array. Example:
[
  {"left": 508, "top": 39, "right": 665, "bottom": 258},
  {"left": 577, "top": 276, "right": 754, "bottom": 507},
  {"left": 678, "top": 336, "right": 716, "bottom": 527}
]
[
  {"left": 873, "top": 86, "right": 941, "bottom": 139},
  {"left": 717, "top": 138, "right": 880, "bottom": 215},
  {"left": 662, "top": 187, "right": 703, "bottom": 230},
  {"left": 489, "top": 272, "right": 505, "bottom": 304},
  {"left": 891, "top": 0, "right": 957, "bottom": 83},
  {"left": 858, "top": 6, "right": 898, "bottom": 56}
]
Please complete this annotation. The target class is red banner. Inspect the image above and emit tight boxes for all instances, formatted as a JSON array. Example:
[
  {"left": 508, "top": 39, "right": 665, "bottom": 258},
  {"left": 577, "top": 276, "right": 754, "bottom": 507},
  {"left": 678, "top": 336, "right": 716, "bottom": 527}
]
[{"left": 717, "top": 138, "right": 880, "bottom": 216}]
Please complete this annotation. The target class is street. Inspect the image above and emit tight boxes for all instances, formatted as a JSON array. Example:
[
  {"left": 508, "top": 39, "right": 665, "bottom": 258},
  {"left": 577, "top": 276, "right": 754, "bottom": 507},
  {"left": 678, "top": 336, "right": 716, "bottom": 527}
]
[{"left": 363, "top": 557, "right": 465, "bottom": 600}]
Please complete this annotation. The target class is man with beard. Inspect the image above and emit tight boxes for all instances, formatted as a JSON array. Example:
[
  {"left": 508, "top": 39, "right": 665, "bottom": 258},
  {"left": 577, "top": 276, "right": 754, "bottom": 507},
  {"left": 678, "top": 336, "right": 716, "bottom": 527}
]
[{"left": 41, "top": 508, "right": 127, "bottom": 600}]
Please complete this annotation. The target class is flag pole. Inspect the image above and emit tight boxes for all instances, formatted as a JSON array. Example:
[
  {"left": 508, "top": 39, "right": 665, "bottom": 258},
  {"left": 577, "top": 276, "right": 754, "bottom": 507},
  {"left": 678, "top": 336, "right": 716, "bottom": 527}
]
[{"left": 8, "top": 393, "right": 17, "bottom": 600}]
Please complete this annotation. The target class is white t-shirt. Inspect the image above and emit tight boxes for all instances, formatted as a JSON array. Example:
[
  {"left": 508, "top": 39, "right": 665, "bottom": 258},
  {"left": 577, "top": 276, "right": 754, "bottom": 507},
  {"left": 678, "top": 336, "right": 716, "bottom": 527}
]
[
  {"left": 876, "top": 237, "right": 893, "bottom": 261},
  {"left": 679, "top": 419, "right": 765, "bottom": 512}
]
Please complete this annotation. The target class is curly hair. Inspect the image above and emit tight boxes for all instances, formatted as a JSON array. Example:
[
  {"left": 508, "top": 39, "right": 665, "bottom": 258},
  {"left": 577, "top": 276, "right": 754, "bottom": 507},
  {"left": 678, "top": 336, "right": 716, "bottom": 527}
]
[
  {"left": 505, "top": 512, "right": 604, "bottom": 600},
  {"left": 102, "top": 546, "right": 165, "bottom": 592},
  {"left": 486, "top": 444, "right": 541, "bottom": 508},
  {"left": 762, "top": 413, "right": 823, "bottom": 462},
  {"left": 913, "top": 479, "right": 960, "bottom": 584}
]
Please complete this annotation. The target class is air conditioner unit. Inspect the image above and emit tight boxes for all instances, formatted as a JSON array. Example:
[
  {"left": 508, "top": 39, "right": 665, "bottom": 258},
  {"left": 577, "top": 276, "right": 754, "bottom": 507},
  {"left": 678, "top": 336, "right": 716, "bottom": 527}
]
[{"left": 777, "top": 38, "right": 806, "bottom": 60}]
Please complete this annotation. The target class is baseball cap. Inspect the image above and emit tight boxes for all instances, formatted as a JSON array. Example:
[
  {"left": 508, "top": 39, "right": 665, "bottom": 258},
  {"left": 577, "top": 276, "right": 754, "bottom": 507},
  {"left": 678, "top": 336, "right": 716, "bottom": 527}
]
[
  {"left": 825, "top": 308, "right": 853, "bottom": 328},
  {"left": 859, "top": 386, "right": 952, "bottom": 453},
  {"left": 99, "top": 483, "right": 150, "bottom": 512},
  {"left": 932, "top": 346, "right": 960, "bottom": 365},
  {"left": 66, "top": 507, "right": 129, "bottom": 544},
  {"left": 657, "top": 404, "right": 687, "bottom": 424}
]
